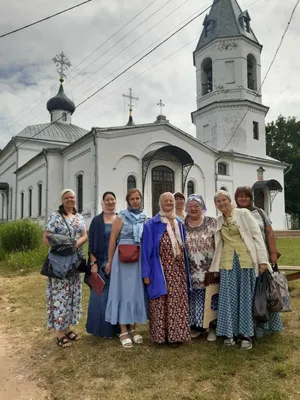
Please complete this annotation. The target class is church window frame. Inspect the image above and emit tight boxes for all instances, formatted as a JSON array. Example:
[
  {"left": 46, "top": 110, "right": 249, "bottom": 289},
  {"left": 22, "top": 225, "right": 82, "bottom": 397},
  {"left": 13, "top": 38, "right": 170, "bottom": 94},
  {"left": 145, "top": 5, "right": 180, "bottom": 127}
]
[
  {"left": 201, "top": 57, "right": 213, "bottom": 96},
  {"left": 127, "top": 175, "right": 137, "bottom": 191},
  {"left": 218, "top": 162, "right": 228, "bottom": 176},
  {"left": 253, "top": 121, "right": 259, "bottom": 140},
  {"left": 37, "top": 182, "right": 42, "bottom": 217},
  {"left": 20, "top": 191, "right": 24, "bottom": 219},
  {"left": 247, "top": 54, "right": 257, "bottom": 91},
  {"left": 62, "top": 112, "right": 67, "bottom": 122},
  {"left": 28, "top": 187, "right": 33, "bottom": 218},
  {"left": 187, "top": 180, "right": 195, "bottom": 197},
  {"left": 220, "top": 186, "right": 228, "bottom": 192},
  {"left": 76, "top": 173, "right": 83, "bottom": 213}
]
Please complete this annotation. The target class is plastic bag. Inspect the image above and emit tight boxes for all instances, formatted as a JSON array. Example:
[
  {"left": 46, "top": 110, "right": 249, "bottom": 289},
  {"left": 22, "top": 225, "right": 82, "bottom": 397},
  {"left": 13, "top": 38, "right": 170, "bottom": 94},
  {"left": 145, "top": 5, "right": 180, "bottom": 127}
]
[
  {"left": 253, "top": 274, "right": 269, "bottom": 322},
  {"left": 273, "top": 271, "right": 292, "bottom": 312},
  {"left": 265, "top": 270, "right": 283, "bottom": 313}
]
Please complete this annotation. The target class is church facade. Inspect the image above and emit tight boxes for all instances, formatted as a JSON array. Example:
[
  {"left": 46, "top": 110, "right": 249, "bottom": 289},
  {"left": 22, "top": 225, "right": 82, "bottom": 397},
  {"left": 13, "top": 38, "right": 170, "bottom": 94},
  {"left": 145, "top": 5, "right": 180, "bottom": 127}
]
[{"left": 0, "top": 0, "right": 288, "bottom": 229}]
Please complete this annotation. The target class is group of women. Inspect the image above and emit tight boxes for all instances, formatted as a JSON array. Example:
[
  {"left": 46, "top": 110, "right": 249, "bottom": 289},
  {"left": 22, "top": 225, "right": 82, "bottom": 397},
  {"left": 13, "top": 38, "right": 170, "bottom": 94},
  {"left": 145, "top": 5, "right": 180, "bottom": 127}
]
[{"left": 43, "top": 186, "right": 283, "bottom": 349}]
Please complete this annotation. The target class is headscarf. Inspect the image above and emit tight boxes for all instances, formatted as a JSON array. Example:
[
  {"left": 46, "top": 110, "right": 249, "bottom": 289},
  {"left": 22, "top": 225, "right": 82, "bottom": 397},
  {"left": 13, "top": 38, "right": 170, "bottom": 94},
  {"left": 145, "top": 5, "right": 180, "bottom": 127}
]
[
  {"left": 213, "top": 190, "right": 232, "bottom": 203},
  {"left": 101, "top": 191, "right": 116, "bottom": 215},
  {"left": 159, "top": 192, "right": 183, "bottom": 257},
  {"left": 60, "top": 188, "right": 76, "bottom": 200},
  {"left": 186, "top": 194, "right": 207, "bottom": 214}
]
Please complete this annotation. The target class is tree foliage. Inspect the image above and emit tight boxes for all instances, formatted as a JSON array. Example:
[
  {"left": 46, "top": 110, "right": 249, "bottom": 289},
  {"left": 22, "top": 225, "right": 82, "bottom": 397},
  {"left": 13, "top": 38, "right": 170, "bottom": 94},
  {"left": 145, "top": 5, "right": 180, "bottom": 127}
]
[{"left": 266, "top": 116, "right": 300, "bottom": 219}]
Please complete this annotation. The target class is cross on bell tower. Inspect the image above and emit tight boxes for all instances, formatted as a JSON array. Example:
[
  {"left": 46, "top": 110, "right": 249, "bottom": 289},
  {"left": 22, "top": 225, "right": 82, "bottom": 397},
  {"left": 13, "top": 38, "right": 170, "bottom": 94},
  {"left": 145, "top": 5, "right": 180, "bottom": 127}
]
[
  {"left": 52, "top": 51, "right": 71, "bottom": 83},
  {"left": 122, "top": 88, "right": 139, "bottom": 126},
  {"left": 155, "top": 99, "right": 168, "bottom": 124}
]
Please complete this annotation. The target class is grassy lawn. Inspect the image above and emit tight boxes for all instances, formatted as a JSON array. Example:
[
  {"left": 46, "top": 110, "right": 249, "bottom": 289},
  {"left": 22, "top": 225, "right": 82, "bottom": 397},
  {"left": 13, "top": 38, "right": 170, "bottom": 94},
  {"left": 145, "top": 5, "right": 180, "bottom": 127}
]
[{"left": 0, "top": 238, "right": 300, "bottom": 400}]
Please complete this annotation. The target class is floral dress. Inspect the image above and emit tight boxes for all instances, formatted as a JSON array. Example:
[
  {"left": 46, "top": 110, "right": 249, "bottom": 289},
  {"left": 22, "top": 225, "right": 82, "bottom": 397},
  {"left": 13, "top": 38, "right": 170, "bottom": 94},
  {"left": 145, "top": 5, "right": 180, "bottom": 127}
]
[
  {"left": 185, "top": 216, "right": 217, "bottom": 328},
  {"left": 148, "top": 231, "right": 190, "bottom": 344},
  {"left": 45, "top": 212, "right": 85, "bottom": 331}
]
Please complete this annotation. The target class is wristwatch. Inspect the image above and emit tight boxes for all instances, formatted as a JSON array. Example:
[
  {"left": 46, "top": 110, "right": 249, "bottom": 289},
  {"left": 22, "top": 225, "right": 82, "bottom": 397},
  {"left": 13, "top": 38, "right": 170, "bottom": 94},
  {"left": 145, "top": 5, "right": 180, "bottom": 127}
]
[{"left": 90, "top": 261, "right": 97, "bottom": 266}]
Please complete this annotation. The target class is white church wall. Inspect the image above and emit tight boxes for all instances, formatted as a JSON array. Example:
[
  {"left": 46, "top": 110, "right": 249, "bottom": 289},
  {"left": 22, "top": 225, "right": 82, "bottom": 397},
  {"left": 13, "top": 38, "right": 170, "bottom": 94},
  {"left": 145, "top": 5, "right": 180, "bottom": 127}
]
[
  {"left": 0, "top": 146, "right": 17, "bottom": 221},
  {"left": 47, "top": 153, "right": 64, "bottom": 219}
]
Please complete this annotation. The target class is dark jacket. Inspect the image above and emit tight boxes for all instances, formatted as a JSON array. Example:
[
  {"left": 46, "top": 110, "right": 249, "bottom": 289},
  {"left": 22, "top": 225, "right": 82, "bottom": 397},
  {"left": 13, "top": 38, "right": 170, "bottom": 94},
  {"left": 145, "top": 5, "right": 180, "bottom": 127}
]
[
  {"left": 142, "top": 213, "right": 191, "bottom": 299},
  {"left": 47, "top": 233, "right": 76, "bottom": 256}
]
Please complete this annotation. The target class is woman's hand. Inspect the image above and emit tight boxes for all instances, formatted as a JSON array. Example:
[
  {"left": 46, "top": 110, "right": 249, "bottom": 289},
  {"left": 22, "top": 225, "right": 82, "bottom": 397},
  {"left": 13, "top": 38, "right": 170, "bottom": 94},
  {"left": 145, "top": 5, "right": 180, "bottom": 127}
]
[
  {"left": 270, "top": 253, "right": 278, "bottom": 265},
  {"left": 143, "top": 278, "right": 151, "bottom": 285},
  {"left": 104, "top": 262, "right": 112, "bottom": 275},
  {"left": 91, "top": 264, "right": 98, "bottom": 274},
  {"left": 259, "top": 263, "right": 268, "bottom": 274}
]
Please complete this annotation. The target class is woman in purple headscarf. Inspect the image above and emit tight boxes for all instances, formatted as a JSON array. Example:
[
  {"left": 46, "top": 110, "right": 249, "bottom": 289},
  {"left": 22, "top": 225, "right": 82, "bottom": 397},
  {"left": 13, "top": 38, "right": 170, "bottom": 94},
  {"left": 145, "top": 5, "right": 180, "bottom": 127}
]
[{"left": 184, "top": 194, "right": 217, "bottom": 342}]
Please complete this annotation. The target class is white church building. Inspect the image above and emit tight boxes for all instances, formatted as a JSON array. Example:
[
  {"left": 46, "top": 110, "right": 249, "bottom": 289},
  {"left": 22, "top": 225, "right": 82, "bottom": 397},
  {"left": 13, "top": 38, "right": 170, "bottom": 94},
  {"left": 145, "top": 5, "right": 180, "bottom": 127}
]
[{"left": 0, "top": 0, "right": 288, "bottom": 229}]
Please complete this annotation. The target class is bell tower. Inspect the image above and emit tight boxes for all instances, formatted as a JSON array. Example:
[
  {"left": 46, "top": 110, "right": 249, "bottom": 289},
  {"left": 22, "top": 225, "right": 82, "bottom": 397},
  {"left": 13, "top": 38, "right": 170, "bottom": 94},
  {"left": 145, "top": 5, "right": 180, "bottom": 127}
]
[{"left": 191, "top": 0, "right": 269, "bottom": 156}]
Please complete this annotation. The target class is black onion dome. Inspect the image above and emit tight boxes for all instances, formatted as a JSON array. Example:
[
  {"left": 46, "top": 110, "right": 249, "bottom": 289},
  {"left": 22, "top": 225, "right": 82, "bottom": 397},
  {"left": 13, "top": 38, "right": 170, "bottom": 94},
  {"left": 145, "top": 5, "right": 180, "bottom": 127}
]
[{"left": 46, "top": 84, "right": 75, "bottom": 114}]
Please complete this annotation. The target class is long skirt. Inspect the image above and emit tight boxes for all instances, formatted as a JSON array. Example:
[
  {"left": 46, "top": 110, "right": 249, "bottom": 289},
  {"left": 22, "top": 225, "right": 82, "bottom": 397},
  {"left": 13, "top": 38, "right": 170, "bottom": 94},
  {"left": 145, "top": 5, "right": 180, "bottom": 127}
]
[
  {"left": 149, "top": 231, "right": 190, "bottom": 344},
  {"left": 105, "top": 239, "right": 148, "bottom": 325},
  {"left": 190, "top": 287, "right": 218, "bottom": 328},
  {"left": 216, "top": 252, "right": 283, "bottom": 338},
  {"left": 46, "top": 274, "right": 82, "bottom": 331},
  {"left": 86, "top": 262, "right": 119, "bottom": 337}
]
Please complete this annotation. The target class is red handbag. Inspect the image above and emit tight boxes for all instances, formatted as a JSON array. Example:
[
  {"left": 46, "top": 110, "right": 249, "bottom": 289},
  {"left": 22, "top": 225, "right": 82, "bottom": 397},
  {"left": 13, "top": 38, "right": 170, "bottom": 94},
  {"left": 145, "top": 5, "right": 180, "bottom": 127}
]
[{"left": 118, "top": 244, "right": 140, "bottom": 263}]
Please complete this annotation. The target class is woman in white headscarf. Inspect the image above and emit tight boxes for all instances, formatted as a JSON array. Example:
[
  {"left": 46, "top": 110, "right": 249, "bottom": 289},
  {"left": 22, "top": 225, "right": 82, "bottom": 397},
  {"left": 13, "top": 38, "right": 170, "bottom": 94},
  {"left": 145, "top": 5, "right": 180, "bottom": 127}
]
[
  {"left": 142, "top": 192, "right": 191, "bottom": 347},
  {"left": 43, "top": 189, "right": 88, "bottom": 348},
  {"left": 184, "top": 194, "right": 217, "bottom": 341}
]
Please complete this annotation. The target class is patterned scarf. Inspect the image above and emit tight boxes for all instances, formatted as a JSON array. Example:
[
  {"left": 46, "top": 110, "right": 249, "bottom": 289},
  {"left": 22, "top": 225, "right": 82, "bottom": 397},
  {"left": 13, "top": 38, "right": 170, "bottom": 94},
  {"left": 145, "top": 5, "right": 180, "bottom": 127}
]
[{"left": 120, "top": 209, "right": 147, "bottom": 243}]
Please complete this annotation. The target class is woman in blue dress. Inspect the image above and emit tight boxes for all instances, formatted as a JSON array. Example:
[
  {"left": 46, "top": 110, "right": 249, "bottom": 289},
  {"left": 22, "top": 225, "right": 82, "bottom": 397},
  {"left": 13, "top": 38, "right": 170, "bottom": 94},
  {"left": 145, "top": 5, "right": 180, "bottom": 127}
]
[
  {"left": 105, "top": 188, "right": 148, "bottom": 348},
  {"left": 86, "top": 192, "right": 119, "bottom": 338}
]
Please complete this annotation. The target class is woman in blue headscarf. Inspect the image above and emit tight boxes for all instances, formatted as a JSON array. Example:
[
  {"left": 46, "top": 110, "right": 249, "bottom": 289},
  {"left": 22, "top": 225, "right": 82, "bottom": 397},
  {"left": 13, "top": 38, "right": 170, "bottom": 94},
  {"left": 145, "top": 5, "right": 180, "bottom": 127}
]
[
  {"left": 184, "top": 194, "right": 218, "bottom": 342},
  {"left": 105, "top": 188, "right": 148, "bottom": 348}
]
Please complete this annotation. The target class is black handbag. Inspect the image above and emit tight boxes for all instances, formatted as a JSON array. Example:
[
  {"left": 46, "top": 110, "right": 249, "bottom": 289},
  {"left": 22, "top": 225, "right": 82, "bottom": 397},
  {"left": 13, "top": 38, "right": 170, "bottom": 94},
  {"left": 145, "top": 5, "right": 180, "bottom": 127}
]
[{"left": 253, "top": 273, "right": 269, "bottom": 322}]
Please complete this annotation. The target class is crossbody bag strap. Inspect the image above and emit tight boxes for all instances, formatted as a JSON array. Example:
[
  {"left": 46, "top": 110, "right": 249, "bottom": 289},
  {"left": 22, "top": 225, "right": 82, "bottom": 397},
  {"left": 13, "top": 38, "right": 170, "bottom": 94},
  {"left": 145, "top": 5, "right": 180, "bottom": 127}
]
[
  {"left": 254, "top": 207, "right": 267, "bottom": 233},
  {"left": 58, "top": 212, "right": 73, "bottom": 238}
]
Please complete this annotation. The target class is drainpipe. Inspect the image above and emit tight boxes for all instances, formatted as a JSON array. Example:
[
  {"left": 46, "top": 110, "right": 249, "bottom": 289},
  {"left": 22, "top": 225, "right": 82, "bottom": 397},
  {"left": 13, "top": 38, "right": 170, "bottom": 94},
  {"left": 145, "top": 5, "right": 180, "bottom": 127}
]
[
  {"left": 43, "top": 150, "right": 49, "bottom": 224},
  {"left": 93, "top": 129, "right": 98, "bottom": 217},
  {"left": 12, "top": 137, "right": 18, "bottom": 220}
]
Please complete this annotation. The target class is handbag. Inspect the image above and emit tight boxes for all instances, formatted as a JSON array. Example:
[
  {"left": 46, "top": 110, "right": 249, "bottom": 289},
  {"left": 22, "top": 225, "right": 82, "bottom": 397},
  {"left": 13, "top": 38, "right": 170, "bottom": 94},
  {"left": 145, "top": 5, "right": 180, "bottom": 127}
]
[
  {"left": 273, "top": 270, "right": 292, "bottom": 312},
  {"left": 118, "top": 244, "right": 140, "bottom": 263},
  {"left": 61, "top": 213, "right": 87, "bottom": 273},
  {"left": 40, "top": 254, "right": 60, "bottom": 279},
  {"left": 264, "top": 270, "right": 283, "bottom": 313}
]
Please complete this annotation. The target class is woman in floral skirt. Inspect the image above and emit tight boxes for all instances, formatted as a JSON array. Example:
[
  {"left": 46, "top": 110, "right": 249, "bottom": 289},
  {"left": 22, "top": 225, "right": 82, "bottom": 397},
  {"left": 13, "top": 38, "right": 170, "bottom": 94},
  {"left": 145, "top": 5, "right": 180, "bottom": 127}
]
[{"left": 43, "top": 189, "right": 88, "bottom": 347}]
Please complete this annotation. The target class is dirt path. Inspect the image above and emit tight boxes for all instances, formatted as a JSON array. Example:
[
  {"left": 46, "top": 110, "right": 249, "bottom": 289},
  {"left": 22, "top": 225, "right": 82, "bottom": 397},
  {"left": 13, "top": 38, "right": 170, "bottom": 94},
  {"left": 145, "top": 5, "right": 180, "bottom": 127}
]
[{"left": 0, "top": 331, "right": 47, "bottom": 400}]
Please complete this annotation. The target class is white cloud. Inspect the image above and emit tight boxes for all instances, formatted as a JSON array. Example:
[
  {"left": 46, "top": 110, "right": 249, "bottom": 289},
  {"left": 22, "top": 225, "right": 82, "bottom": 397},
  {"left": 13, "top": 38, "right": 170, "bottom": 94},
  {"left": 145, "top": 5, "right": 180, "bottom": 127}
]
[{"left": 0, "top": 0, "right": 299, "bottom": 148}]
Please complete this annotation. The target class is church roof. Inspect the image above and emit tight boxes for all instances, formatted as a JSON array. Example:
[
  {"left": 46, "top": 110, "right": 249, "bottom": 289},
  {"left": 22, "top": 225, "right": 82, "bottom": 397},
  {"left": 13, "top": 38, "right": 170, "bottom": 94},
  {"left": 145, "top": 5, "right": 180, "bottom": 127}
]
[
  {"left": 195, "top": 0, "right": 260, "bottom": 52},
  {"left": 46, "top": 83, "right": 75, "bottom": 114},
  {"left": 17, "top": 122, "right": 88, "bottom": 143}
]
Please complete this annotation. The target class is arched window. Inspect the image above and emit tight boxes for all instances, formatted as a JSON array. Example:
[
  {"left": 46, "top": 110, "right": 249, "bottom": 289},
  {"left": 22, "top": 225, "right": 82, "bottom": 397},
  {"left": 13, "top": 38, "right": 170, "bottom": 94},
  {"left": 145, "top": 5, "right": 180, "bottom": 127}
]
[
  {"left": 37, "top": 183, "right": 42, "bottom": 217},
  {"left": 218, "top": 162, "right": 228, "bottom": 176},
  {"left": 28, "top": 188, "right": 32, "bottom": 218},
  {"left": 187, "top": 181, "right": 195, "bottom": 196},
  {"left": 201, "top": 58, "right": 213, "bottom": 95},
  {"left": 127, "top": 175, "right": 136, "bottom": 191},
  {"left": 62, "top": 112, "right": 67, "bottom": 122},
  {"left": 220, "top": 186, "right": 228, "bottom": 191},
  {"left": 76, "top": 174, "right": 83, "bottom": 213},
  {"left": 20, "top": 191, "right": 24, "bottom": 219},
  {"left": 247, "top": 54, "right": 257, "bottom": 91}
]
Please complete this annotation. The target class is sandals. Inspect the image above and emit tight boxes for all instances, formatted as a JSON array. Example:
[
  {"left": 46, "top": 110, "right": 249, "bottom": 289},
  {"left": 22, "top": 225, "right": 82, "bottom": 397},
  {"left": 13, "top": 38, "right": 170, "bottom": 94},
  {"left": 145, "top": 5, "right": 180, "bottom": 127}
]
[
  {"left": 56, "top": 335, "right": 72, "bottom": 348},
  {"left": 129, "top": 329, "right": 143, "bottom": 344},
  {"left": 66, "top": 331, "right": 80, "bottom": 341},
  {"left": 120, "top": 332, "right": 133, "bottom": 348},
  {"left": 240, "top": 336, "right": 253, "bottom": 350}
]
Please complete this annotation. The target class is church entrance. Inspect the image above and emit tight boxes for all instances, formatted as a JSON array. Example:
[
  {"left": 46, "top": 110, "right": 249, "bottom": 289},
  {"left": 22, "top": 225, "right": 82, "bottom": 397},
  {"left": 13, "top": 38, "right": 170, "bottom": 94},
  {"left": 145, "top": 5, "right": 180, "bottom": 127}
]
[
  {"left": 152, "top": 166, "right": 174, "bottom": 215},
  {"left": 254, "top": 190, "right": 265, "bottom": 210}
]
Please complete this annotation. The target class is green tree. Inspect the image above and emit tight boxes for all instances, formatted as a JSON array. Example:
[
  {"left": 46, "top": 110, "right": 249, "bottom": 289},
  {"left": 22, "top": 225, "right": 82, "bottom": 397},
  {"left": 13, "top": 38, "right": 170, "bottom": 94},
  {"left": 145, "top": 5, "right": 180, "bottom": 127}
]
[{"left": 266, "top": 116, "right": 300, "bottom": 225}]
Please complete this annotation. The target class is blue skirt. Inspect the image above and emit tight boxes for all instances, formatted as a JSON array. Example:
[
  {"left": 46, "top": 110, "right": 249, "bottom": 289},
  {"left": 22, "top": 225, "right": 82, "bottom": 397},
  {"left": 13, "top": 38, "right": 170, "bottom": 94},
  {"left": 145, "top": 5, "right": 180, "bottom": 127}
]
[
  {"left": 190, "top": 288, "right": 218, "bottom": 328},
  {"left": 86, "top": 263, "right": 119, "bottom": 337},
  {"left": 105, "top": 240, "right": 148, "bottom": 325},
  {"left": 216, "top": 253, "right": 283, "bottom": 338}
]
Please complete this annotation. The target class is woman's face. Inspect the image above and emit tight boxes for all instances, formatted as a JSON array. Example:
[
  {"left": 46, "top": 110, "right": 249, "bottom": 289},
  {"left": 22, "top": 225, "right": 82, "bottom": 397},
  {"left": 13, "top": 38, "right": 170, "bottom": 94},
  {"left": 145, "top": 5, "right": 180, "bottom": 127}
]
[
  {"left": 103, "top": 194, "right": 116, "bottom": 211},
  {"left": 236, "top": 192, "right": 251, "bottom": 208},
  {"left": 175, "top": 196, "right": 185, "bottom": 210},
  {"left": 161, "top": 194, "right": 174, "bottom": 213},
  {"left": 215, "top": 194, "right": 231, "bottom": 213},
  {"left": 62, "top": 191, "right": 76, "bottom": 209},
  {"left": 128, "top": 191, "right": 142, "bottom": 209},
  {"left": 187, "top": 200, "right": 202, "bottom": 219}
]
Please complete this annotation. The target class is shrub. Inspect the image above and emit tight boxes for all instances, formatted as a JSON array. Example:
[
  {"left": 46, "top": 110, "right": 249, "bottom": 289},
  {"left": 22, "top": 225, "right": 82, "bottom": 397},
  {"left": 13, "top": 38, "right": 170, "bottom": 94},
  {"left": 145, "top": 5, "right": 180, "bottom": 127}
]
[
  {"left": 0, "top": 219, "right": 43, "bottom": 253},
  {"left": 6, "top": 246, "right": 48, "bottom": 273}
]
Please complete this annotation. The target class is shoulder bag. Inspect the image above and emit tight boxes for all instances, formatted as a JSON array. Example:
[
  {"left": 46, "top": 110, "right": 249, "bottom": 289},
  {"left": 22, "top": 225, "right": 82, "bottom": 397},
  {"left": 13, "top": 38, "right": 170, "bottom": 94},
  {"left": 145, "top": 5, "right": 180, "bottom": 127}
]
[{"left": 118, "top": 244, "right": 140, "bottom": 263}]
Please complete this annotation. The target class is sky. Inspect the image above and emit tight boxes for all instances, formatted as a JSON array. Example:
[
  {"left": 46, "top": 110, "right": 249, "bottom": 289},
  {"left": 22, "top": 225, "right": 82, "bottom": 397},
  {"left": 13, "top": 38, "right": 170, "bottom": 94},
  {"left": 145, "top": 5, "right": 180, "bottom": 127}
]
[{"left": 0, "top": 0, "right": 299, "bottom": 149}]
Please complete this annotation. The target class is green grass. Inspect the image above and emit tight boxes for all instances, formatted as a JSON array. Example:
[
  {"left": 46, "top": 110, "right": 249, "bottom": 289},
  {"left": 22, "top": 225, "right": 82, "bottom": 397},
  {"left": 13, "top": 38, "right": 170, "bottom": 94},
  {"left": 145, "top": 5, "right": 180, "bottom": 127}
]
[{"left": 276, "top": 238, "right": 300, "bottom": 266}]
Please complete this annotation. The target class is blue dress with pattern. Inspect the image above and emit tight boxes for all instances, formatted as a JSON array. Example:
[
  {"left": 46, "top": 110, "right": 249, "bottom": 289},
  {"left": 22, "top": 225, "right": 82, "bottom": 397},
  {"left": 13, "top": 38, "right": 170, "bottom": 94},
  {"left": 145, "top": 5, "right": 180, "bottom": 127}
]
[
  {"left": 86, "top": 224, "right": 119, "bottom": 337},
  {"left": 105, "top": 214, "right": 148, "bottom": 325}
]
